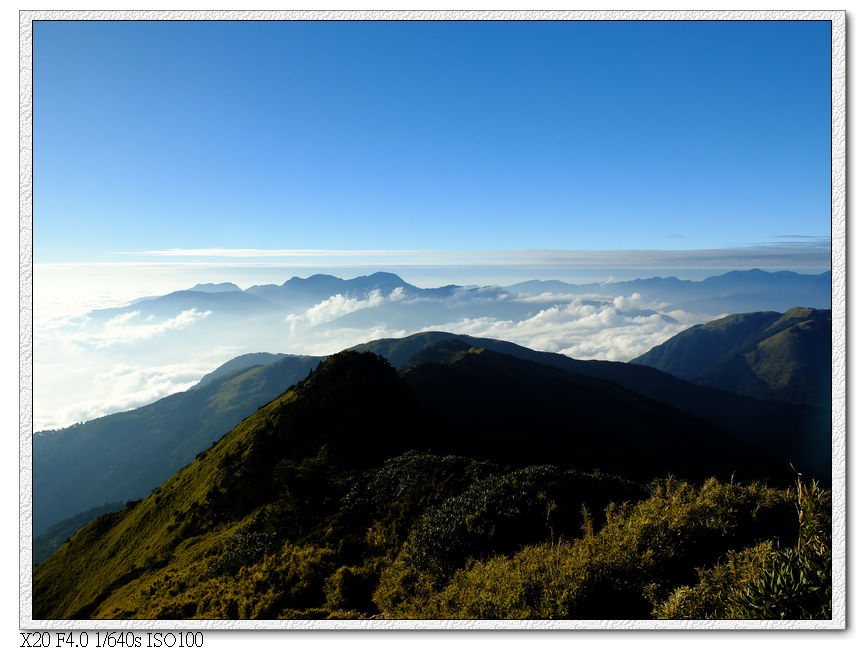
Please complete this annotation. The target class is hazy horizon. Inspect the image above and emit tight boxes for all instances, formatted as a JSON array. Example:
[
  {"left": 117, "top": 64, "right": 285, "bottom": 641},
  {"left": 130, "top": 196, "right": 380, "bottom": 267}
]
[
  {"left": 33, "top": 262, "right": 830, "bottom": 432},
  {"left": 35, "top": 252, "right": 830, "bottom": 318}
]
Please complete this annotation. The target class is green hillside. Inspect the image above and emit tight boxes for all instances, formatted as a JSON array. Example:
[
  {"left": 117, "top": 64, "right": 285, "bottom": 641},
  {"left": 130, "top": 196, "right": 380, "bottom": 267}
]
[
  {"left": 193, "top": 352, "right": 289, "bottom": 389},
  {"left": 34, "top": 355, "right": 323, "bottom": 533},
  {"left": 631, "top": 308, "right": 831, "bottom": 408},
  {"left": 33, "top": 350, "right": 831, "bottom": 620}
]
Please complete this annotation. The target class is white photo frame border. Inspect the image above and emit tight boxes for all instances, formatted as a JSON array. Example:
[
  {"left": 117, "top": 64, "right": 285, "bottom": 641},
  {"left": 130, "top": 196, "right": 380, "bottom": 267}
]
[{"left": 18, "top": 8, "right": 847, "bottom": 631}]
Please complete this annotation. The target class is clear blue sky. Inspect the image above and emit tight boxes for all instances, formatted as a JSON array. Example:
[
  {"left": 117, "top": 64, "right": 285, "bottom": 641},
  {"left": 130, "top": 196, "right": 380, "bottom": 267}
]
[{"left": 33, "top": 19, "right": 831, "bottom": 264}]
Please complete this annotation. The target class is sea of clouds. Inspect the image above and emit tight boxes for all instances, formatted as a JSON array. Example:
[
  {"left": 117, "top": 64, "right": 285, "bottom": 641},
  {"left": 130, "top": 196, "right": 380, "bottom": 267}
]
[{"left": 32, "top": 275, "right": 720, "bottom": 432}]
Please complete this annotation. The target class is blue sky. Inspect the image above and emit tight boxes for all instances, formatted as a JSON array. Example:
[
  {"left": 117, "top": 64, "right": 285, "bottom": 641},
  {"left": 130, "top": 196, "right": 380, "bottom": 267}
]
[{"left": 33, "top": 19, "right": 831, "bottom": 267}]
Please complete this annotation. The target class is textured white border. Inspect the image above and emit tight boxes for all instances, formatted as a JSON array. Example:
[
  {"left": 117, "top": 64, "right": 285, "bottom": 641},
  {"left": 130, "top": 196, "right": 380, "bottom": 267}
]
[
  {"left": 829, "top": 6, "right": 848, "bottom": 635},
  {"left": 19, "top": 5, "right": 34, "bottom": 634},
  {"left": 19, "top": 9, "right": 846, "bottom": 631}
]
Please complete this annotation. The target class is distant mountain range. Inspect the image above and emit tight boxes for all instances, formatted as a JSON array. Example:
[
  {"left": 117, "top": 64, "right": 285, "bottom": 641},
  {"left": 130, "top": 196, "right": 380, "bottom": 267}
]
[
  {"left": 510, "top": 269, "right": 830, "bottom": 314},
  {"left": 87, "top": 269, "right": 830, "bottom": 321},
  {"left": 33, "top": 312, "right": 830, "bottom": 538},
  {"left": 91, "top": 272, "right": 461, "bottom": 319}
]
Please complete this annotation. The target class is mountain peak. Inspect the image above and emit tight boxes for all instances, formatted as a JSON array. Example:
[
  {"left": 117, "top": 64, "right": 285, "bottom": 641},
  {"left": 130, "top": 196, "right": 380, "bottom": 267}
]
[
  {"left": 365, "top": 271, "right": 405, "bottom": 282},
  {"left": 189, "top": 282, "right": 242, "bottom": 293},
  {"left": 348, "top": 272, "right": 410, "bottom": 290},
  {"left": 281, "top": 274, "right": 341, "bottom": 286}
]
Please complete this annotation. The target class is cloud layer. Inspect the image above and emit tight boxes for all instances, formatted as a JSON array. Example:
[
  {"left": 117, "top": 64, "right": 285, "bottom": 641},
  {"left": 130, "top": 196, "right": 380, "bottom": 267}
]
[
  {"left": 39, "top": 308, "right": 213, "bottom": 350},
  {"left": 34, "top": 283, "right": 723, "bottom": 430},
  {"left": 418, "top": 293, "right": 706, "bottom": 362},
  {"left": 35, "top": 361, "right": 217, "bottom": 431}
]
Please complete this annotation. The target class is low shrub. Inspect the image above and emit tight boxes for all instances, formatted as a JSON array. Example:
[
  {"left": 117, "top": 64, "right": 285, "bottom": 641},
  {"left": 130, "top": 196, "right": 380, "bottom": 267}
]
[
  {"left": 377, "top": 477, "right": 797, "bottom": 619},
  {"left": 654, "top": 477, "right": 831, "bottom": 620}
]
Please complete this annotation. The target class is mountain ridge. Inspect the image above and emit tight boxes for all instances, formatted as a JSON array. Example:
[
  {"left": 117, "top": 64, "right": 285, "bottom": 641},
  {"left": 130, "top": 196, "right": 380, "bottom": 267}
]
[
  {"left": 32, "top": 346, "right": 828, "bottom": 619},
  {"left": 85, "top": 269, "right": 830, "bottom": 321},
  {"left": 631, "top": 307, "right": 830, "bottom": 407},
  {"left": 35, "top": 317, "right": 831, "bottom": 534}
]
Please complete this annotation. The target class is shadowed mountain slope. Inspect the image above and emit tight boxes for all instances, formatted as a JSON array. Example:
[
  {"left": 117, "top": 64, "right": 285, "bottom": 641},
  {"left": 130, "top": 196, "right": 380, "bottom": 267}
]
[
  {"left": 33, "top": 352, "right": 421, "bottom": 619},
  {"left": 400, "top": 343, "right": 789, "bottom": 482},
  {"left": 355, "top": 332, "right": 829, "bottom": 481}
]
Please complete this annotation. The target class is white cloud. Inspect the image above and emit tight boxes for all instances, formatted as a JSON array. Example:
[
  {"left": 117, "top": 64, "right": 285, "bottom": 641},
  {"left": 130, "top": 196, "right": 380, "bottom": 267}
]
[
  {"left": 104, "top": 311, "right": 141, "bottom": 327},
  {"left": 512, "top": 292, "right": 583, "bottom": 303},
  {"left": 50, "top": 308, "right": 213, "bottom": 349},
  {"left": 419, "top": 294, "right": 711, "bottom": 362},
  {"left": 34, "top": 280, "right": 731, "bottom": 432},
  {"left": 305, "top": 291, "right": 385, "bottom": 326},
  {"left": 292, "top": 288, "right": 406, "bottom": 327},
  {"left": 35, "top": 361, "right": 216, "bottom": 431}
]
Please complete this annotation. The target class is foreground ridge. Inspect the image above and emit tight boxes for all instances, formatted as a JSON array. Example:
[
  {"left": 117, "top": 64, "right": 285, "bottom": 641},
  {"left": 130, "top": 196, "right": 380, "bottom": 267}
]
[{"left": 34, "top": 346, "right": 830, "bottom": 620}]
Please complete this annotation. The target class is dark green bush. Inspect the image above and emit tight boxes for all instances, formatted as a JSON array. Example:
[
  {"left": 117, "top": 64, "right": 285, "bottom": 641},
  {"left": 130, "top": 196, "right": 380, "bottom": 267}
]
[
  {"left": 331, "top": 452, "right": 502, "bottom": 561},
  {"left": 402, "top": 466, "right": 639, "bottom": 580},
  {"left": 340, "top": 452, "right": 499, "bottom": 517}
]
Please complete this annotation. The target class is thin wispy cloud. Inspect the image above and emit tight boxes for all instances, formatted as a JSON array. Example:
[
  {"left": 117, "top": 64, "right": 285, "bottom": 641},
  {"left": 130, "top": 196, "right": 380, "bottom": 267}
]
[
  {"left": 42, "top": 308, "right": 213, "bottom": 349},
  {"left": 110, "top": 244, "right": 830, "bottom": 270},
  {"left": 771, "top": 235, "right": 831, "bottom": 240},
  {"left": 478, "top": 245, "right": 830, "bottom": 269},
  {"left": 93, "top": 308, "right": 212, "bottom": 348},
  {"left": 113, "top": 249, "right": 436, "bottom": 258}
]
